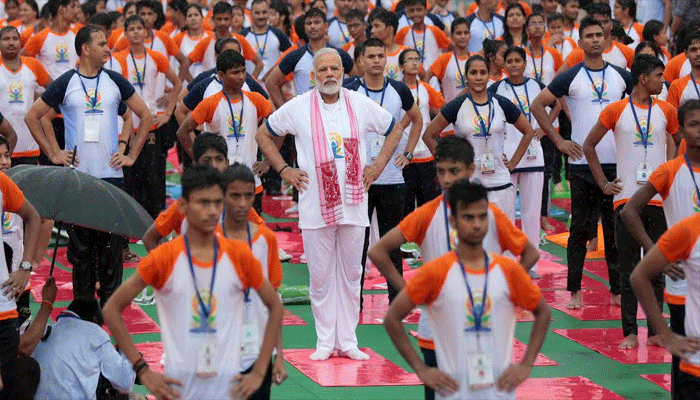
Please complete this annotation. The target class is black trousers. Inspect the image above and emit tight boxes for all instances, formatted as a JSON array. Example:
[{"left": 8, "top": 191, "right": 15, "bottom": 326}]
[
  {"left": 670, "top": 303, "right": 686, "bottom": 400},
  {"left": 360, "top": 184, "right": 406, "bottom": 304},
  {"left": 420, "top": 347, "right": 437, "bottom": 400},
  {"left": 241, "top": 361, "right": 273, "bottom": 400},
  {"left": 676, "top": 369, "right": 700, "bottom": 400},
  {"left": 614, "top": 206, "right": 666, "bottom": 337},
  {"left": 0, "top": 318, "right": 18, "bottom": 400},
  {"left": 402, "top": 161, "right": 440, "bottom": 217},
  {"left": 540, "top": 136, "right": 556, "bottom": 217},
  {"left": 567, "top": 168, "right": 620, "bottom": 294},
  {"left": 10, "top": 156, "right": 39, "bottom": 167},
  {"left": 67, "top": 178, "right": 126, "bottom": 307},
  {"left": 38, "top": 118, "right": 65, "bottom": 166}
]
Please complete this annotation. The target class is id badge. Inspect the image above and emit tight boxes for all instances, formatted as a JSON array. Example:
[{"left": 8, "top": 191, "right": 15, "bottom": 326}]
[
  {"left": 480, "top": 153, "right": 495, "bottom": 174},
  {"left": 240, "top": 302, "right": 258, "bottom": 356},
  {"left": 370, "top": 135, "right": 384, "bottom": 160},
  {"left": 84, "top": 114, "right": 101, "bottom": 142},
  {"left": 192, "top": 327, "right": 218, "bottom": 378},
  {"left": 467, "top": 353, "right": 495, "bottom": 390},
  {"left": 637, "top": 162, "right": 650, "bottom": 184},
  {"left": 526, "top": 140, "right": 538, "bottom": 159}
]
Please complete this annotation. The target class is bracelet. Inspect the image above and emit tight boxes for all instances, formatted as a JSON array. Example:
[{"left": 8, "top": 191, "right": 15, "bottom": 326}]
[
  {"left": 278, "top": 165, "right": 290, "bottom": 174},
  {"left": 118, "top": 140, "right": 128, "bottom": 145},
  {"left": 132, "top": 352, "right": 144, "bottom": 370},
  {"left": 40, "top": 300, "right": 53, "bottom": 311},
  {"left": 134, "top": 361, "right": 149, "bottom": 377},
  {"left": 603, "top": 182, "right": 610, "bottom": 191}
]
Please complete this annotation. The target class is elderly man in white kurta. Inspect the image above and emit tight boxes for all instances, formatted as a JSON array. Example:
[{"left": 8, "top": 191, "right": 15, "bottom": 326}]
[{"left": 257, "top": 48, "right": 404, "bottom": 361}]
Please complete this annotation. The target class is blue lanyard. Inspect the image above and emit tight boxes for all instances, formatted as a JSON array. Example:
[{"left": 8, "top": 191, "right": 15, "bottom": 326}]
[
  {"left": 442, "top": 195, "right": 451, "bottom": 252},
  {"left": 184, "top": 235, "right": 219, "bottom": 327},
  {"left": 479, "top": 15, "right": 496, "bottom": 39},
  {"left": 76, "top": 68, "right": 101, "bottom": 111},
  {"left": 253, "top": 28, "right": 269, "bottom": 58},
  {"left": 129, "top": 50, "right": 147, "bottom": 90},
  {"left": 468, "top": 93, "right": 493, "bottom": 140},
  {"left": 337, "top": 20, "right": 350, "bottom": 44},
  {"left": 629, "top": 97, "right": 652, "bottom": 152},
  {"left": 508, "top": 79, "right": 531, "bottom": 122},
  {"left": 690, "top": 74, "right": 700, "bottom": 99},
  {"left": 411, "top": 27, "right": 426, "bottom": 63},
  {"left": 362, "top": 78, "right": 388, "bottom": 107},
  {"left": 453, "top": 51, "right": 466, "bottom": 87},
  {"left": 583, "top": 64, "right": 607, "bottom": 103},
  {"left": 455, "top": 250, "right": 490, "bottom": 332},
  {"left": 529, "top": 46, "right": 544, "bottom": 83},
  {"left": 684, "top": 153, "right": 700, "bottom": 206},
  {"left": 221, "top": 212, "right": 254, "bottom": 302},
  {"left": 414, "top": 82, "right": 421, "bottom": 108},
  {"left": 222, "top": 90, "right": 244, "bottom": 142}
]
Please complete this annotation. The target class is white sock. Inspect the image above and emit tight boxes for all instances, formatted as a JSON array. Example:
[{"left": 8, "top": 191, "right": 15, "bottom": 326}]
[
  {"left": 309, "top": 348, "right": 334, "bottom": 361},
  {"left": 338, "top": 348, "right": 369, "bottom": 361}
]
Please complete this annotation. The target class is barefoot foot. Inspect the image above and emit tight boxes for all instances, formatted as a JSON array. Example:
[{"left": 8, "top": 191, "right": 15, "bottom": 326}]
[
  {"left": 618, "top": 334, "right": 638, "bottom": 349},
  {"left": 646, "top": 334, "right": 663, "bottom": 347},
  {"left": 541, "top": 217, "right": 555, "bottom": 233},
  {"left": 587, "top": 237, "right": 598, "bottom": 252},
  {"left": 567, "top": 291, "right": 582, "bottom": 309},
  {"left": 610, "top": 294, "right": 621, "bottom": 306}
]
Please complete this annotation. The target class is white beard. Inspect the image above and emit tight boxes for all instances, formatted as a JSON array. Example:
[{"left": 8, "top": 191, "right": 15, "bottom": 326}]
[{"left": 318, "top": 79, "right": 341, "bottom": 94}]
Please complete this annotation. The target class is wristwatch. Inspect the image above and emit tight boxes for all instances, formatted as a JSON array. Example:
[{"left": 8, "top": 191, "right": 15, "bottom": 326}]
[
  {"left": 19, "top": 261, "right": 32, "bottom": 272},
  {"left": 403, "top": 151, "right": 413, "bottom": 161}
]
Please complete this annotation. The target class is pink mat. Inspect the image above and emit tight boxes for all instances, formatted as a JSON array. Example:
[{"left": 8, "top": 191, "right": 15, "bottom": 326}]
[
  {"left": 551, "top": 198, "right": 572, "bottom": 212},
  {"left": 363, "top": 268, "right": 417, "bottom": 290},
  {"left": 135, "top": 342, "right": 165, "bottom": 373},
  {"left": 50, "top": 304, "right": 160, "bottom": 335},
  {"left": 283, "top": 309, "right": 306, "bottom": 326},
  {"left": 262, "top": 195, "right": 298, "bottom": 219},
  {"left": 512, "top": 339, "right": 558, "bottom": 366},
  {"left": 41, "top": 247, "right": 71, "bottom": 270},
  {"left": 517, "top": 376, "right": 625, "bottom": 399},
  {"left": 542, "top": 289, "right": 663, "bottom": 321},
  {"left": 268, "top": 221, "right": 300, "bottom": 234},
  {"left": 553, "top": 328, "right": 671, "bottom": 364},
  {"left": 274, "top": 231, "right": 305, "bottom": 263},
  {"left": 359, "top": 294, "right": 421, "bottom": 325},
  {"left": 640, "top": 374, "right": 671, "bottom": 391},
  {"left": 535, "top": 259, "right": 606, "bottom": 291},
  {"left": 282, "top": 348, "right": 421, "bottom": 386},
  {"left": 539, "top": 250, "right": 563, "bottom": 262},
  {"left": 586, "top": 260, "right": 610, "bottom": 281},
  {"left": 515, "top": 217, "right": 568, "bottom": 235},
  {"left": 30, "top": 267, "right": 74, "bottom": 302}
]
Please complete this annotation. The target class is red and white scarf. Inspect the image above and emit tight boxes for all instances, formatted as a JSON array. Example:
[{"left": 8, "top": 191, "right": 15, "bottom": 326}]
[{"left": 310, "top": 88, "right": 363, "bottom": 226}]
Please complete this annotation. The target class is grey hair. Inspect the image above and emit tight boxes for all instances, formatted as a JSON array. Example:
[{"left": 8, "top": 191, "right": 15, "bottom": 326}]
[{"left": 312, "top": 47, "right": 342, "bottom": 71}]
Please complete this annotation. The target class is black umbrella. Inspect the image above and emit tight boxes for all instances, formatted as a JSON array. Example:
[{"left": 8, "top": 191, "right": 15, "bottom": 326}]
[{"left": 5, "top": 165, "right": 154, "bottom": 274}]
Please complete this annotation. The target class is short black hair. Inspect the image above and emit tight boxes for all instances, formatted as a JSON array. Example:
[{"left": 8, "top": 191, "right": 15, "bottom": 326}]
[
  {"left": 353, "top": 41, "right": 364, "bottom": 60},
  {"left": 466, "top": 54, "right": 490, "bottom": 73},
  {"left": 642, "top": 19, "right": 664, "bottom": 42},
  {"left": 679, "top": 99, "right": 700, "bottom": 127},
  {"left": 0, "top": 135, "right": 10, "bottom": 152},
  {"left": 214, "top": 37, "right": 241, "bottom": 56},
  {"left": 685, "top": 30, "right": 700, "bottom": 51},
  {"left": 181, "top": 163, "right": 225, "bottom": 200},
  {"left": 81, "top": 0, "right": 98, "bottom": 20},
  {"left": 22, "top": 0, "right": 39, "bottom": 15},
  {"left": 560, "top": 0, "right": 578, "bottom": 6},
  {"left": 403, "top": 0, "right": 427, "bottom": 9},
  {"left": 368, "top": 7, "right": 398, "bottom": 34},
  {"left": 67, "top": 296, "right": 103, "bottom": 325},
  {"left": 217, "top": 49, "right": 246, "bottom": 73},
  {"left": 186, "top": 3, "right": 203, "bottom": 16},
  {"left": 213, "top": 1, "right": 232, "bottom": 16},
  {"left": 193, "top": 132, "right": 228, "bottom": 161},
  {"left": 123, "top": 1, "right": 137, "bottom": 15},
  {"left": 0, "top": 26, "right": 19, "bottom": 39},
  {"left": 251, "top": 0, "right": 267, "bottom": 8},
  {"left": 451, "top": 16, "right": 469, "bottom": 33},
  {"left": 75, "top": 25, "right": 103, "bottom": 56},
  {"left": 504, "top": 45, "right": 526, "bottom": 61},
  {"left": 435, "top": 135, "right": 475, "bottom": 167},
  {"left": 305, "top": 7, "right": 326, "bottom": 22},
  {"left": 578, "top": 16, "right": 603, "bottom": 37},
  {"left": 631, "top": 54, "right": 664, "bottom": 86},
  {"left": 123, "top": 14, "right": 145, "bottom": 31},
  {"left": 48, "top": 0, "right": 74, "bottom": 18},
  {"left": 168, "top": 0, "right": 187, "bottom": 15},
  {"left": 546, "top": 11, "right": 563, "bottom": 24},
  {"left": 447, "top": 179, "right": 488, "bottom": 216},
  {"left": 586, "top": 2, "right": 611, "bottom": 19},
  {"left": 346, "top": 8, "right": 365, "bottom": 22},
  {"left": 136, "top": 0, "right": 157, "bottom": 13},
  {"left": 88, "top": 12, "right": 112, "bottom": 31},
  {"left": 611, "top": 19, "right": 633, "bottom": 45},
  {"left": 362, "top": 37, "right": 385, "bottom": 54},
  {"left": 616, "top": 0, "right": 636, "bottom": 21},
  {"left": 398, "top": 47, "right": 419, "bottom": 65},
  {"left": 223, "top": 163, "right": 255, "bottom": 187},
  {"left": 634, "top": 41, "right": 661, "bottom": 57},
  {"left": 482, "top": 38, "right": 505, "bottom": 65}
]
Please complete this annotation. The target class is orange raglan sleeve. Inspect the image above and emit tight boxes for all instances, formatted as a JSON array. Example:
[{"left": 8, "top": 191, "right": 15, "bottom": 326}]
[
  {"left": 398, "top": 196, "right": 442, "bottom": 246},
  {"left": 425, "top": 82, "right": 445, "bottom": 108},
  {"left": 666, "top": 78, "right": 684, "bottom": 109},
  {"left": 246, "top": 91, "right": 274, "bottom": 120},
  {"left": 660, "top": 100, "right": 680, "bottom": 135},
  {"left": 647, "top": 159, "right": 674, "bottom": 199},
  {"left": 491, "top": 204, "right": 527, "bottom": 255},
  {"left": 108, "top": 28, "right": 122, "bottom": 48},
  {"left": 429, "top": 52, "right": 450, "bottom": 80},
  {"left": 191, "top": 94, "right": 221, "bottom": 126},
  {"left": 620, "top": 43, "right": 634, "bottom": 68},
  {"left": 664, "top": 54, "right": 684, "bottom": 82},
  {"left": 227, "top": 239, "right": 265, "bottom": 290},
  {"left": 188, "top": 36, "right": 207, "bottom": 63},
  {"left": 20, "top": 28, "right": 33, "bottom": 47},
  {"left": 598, "top": 99, "right": 625, "bottom": 131},
  {"left": 114, "top": 35, "right": 130, "bottom": 52},
  {"left": 112, "top": 50, "right": 129, "bottom": 79},
  {"left": 395, "top": 27, "right": 410, "bottom": 46},
  {"left": 23, "top": 29, "right": 48, "bottom": 57},
  {"left": 137, "top": 240, "right": 179, "bottom": 290},
  {"left": 430, "top": 26, "right": 451, "bottom": 49},
  {"left": 0, "top": 173, "right": 25, "bottom": 213},
  {"left": 23, "top": 57, "right": 51, "bottom": 87},
  {"left": 260, "top": 226, "right": 283, "bottom": 289},
  {"left": 153, "top": 201, "right": 186, "bottom": 237},
  {"left": 150, "top": 50, "right": 170, "bottom": 73},
  {"left": 405, "top": 252, "right": 455, "bottom": 305},
  {"left": 497, "top": 254, "right": 542, "bottom": 311},
  {"left": 550, "top": 48, "right": 564, "bottom": 71},
  {"left": 467, "top": 2, "right": 478, "bottom": 14},
  {"left": 158, "top": 32, "right": 180, "bottom": 57},
  {"left": 565, "top": 48, "right": 584, "bottom": 68},
  {"left": 656, "top": 214, "right": 700, "bottom": 263}
]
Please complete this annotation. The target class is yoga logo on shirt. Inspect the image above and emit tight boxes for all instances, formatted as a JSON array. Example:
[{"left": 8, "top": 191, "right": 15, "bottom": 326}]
[
  {"left": 8, "top": 82, "right": 23, "bottom": 104},
  {"left": 84, "top": 89, "right": 103, "bottom": 114},
  {"left": 511, "top": 94, "right": 529, "bottom": 114},
  {"left": 227, "top": 113, "right": 244, "bottom": 139},
  {"left": 455, "top": 68, "right": 466, "bottom": 88},
  {"left": 471, "top": 113, "right": 492, "bottom": 138},
  {"left": 384, "top": 63, "right": 400, "bottom": 80},
  {"left": 329, "top": 131, "right": 344, "bottom": 159},
  {"left": 191, "top": 289, "right": 218, "bottom": 328},
  {"left": 415, "top": 41, "right": 424, "bottom": 56},
  {"left": 693, "top": 190, "right": 700, "bottom": 213},
  {"left": 589, "top": 78, "right": 609, "bottom": 103},
  {"left": 55, "top": 42, "right": 70, "bottom": 63},
  {"left": 1, "top": 212, "right": 11, "bottom": 235},
  {"left": 633, "top": 119, "right": 654, "bottom": 146},
  {"left": 464, "top": 290, "right": 492, "bottom": 330},
  {"left": 131, "top": 65, "right": 146, "bottom": 85},
  {"left": 309, "top": 70, "right": 315, "bottom": 89}
]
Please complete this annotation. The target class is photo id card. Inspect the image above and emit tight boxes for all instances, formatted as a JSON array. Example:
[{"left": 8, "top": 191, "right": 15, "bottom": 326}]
[
  {"left": 467, "top": 353, "right": 495, "bottom": 390},
  {"left": 480, "top": 153, "right": 495, "bottom": 174}
]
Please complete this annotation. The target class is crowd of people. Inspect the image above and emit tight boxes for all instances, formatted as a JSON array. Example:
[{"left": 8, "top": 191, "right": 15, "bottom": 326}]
[{"left": 0, "top": 0, "right": 697, "bottom": 397}]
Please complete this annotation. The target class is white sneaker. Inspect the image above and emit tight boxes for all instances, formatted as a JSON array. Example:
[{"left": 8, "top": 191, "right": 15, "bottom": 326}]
[
  {"left": 133, "top": 287, "right": 155, "bottom": 305},
  {"left": 284, "top": 203, "right": 298, "bottom": 214},
  {"left": 278, "top": 248, "right": 292, "bottom": 261},
  {"left": 300, "top": 253, "right": 307, "bottom": 263}
]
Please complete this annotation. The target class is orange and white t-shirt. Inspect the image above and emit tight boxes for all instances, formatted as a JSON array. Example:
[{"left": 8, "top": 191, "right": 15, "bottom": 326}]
[
  {"left": 667, "top": 74, "right": 700, "bottom": 109},
  {"left": 137, "top": 235, "right": 265, "bottom": 399},
  {"left": 656, "top": 213, "right": 700, "bottom": 377},
  {"left": 405, "top": 80, "right": 444, "bottom": 162},
  {"left": 548, "top": 36, "right": 577, "bottom": 61},
  {"left": 0, "top": 57, "right": 51, "bottom": 158},
  {"left": 664, "top": 53, "right": 691, "bottom": 83},
  {"left": 23, "top": 28, "right": 78, "bottom": 79},
  {"left": 524, "top": 46, "right": 563, "bottom": 86},
  {"left": 114, "top": 30, "right": 179, "bottom": 57},
  {"left": 466, "top": 0, "right": 532, "bottom": 16},
  {"left": 564, "top": 41, "right": 634, "bottom": 70},
  {"left": 384, "top": 45, "right": 409, "bottom": 81},
  {"left": 191, "top": 91, "right": 273, "bottom": 188},
  {"left": 188, "top": 33, "right": 257, "bottom": 74},
  {"left": 598, "top": 98, "right": 678, "bottom": 209},
  {"left": 405, "top": 251, "right": 541, "bottom": 400},
  {"left": 622, "top": 22, "right": 644, "bottom": 46},
  {"left": 174, "top": 31, "right": 215, "bottom": 79},
  {"left": 0, "top": 172, "right": 26, "bottom": 321},
  {"left": 648, "top": 156, "right": 700, "bottom": 304},
  {"left": 396, "top": 25, "right": 451, "bottom": 70},
  {"left": 114, "top": 48, "right": 170, "bottom": 125},
  {"left": 430, "top": 51, "right": 469, "bottom": 102}
]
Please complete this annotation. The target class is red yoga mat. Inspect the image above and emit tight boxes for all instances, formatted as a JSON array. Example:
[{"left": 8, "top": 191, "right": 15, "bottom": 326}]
[
  {"left": 542, "top": 288, "right": 664, "bottom": 321},
  {"left": 50, "top": 304, "right": 160, "bottom": 336},
  {"left": 640, "top": 374, "right": 671, "bottom": 392},
  {"left": 553, "top": 327, "right": 672, "bottom": 364},
  {"left": 517, "top": 376, "right": 625, "bottom": 399},
  {"left": 359, "top": 294, "right": 421, "bottom": 325}
]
